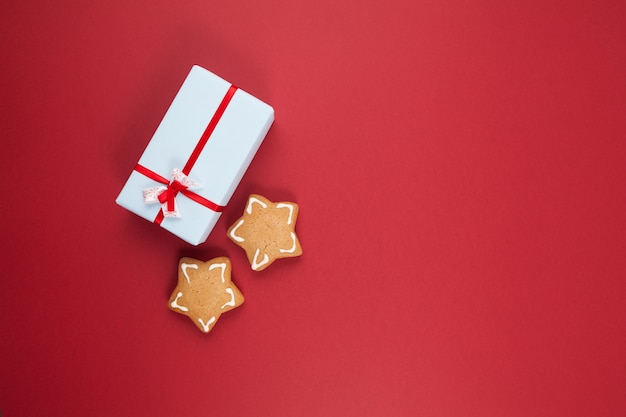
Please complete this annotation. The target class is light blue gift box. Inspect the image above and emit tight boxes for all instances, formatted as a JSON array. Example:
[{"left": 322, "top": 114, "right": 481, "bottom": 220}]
[{"left": 116, "top": 65, "right": 274, "bottom": 245}]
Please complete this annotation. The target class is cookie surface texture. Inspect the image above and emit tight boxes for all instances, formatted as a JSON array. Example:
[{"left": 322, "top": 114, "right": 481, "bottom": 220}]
[
  {"left": 168, "top": 257, "right": 244, "bottom": 333},
  {"left": 227, "top": 194, "right": 303, "bottom": 271}
]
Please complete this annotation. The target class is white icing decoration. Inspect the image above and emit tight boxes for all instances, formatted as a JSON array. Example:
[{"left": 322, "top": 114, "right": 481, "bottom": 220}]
[
  {"left": 246, "top": 197, "right": 267, "bottom": 214},
  {"left": 276, "top": 203, "right": 294, "bottom": 225},
  {"left": 279, "top": 232, "right": 298, "bottom": 253},
  {"left": 181, "top": 263, "right": 198, "bottom": 285},
  {"left": 170, "top": 292, "right": 188, "bottom": 312},
  {"left": 251, "top": 248, "right": 270, "bottom": 270},
  {"left": 229, "top": 219, "right": 245, "bottom": 242},
  {"left": 221, "top": 288, "right": 236, "bottom": 309},
  {"left": 198, "top": 316, "right": 216, "bottom": 333},
  {"left": 209, "top": 262, "right": 227, "bottom": 283}
]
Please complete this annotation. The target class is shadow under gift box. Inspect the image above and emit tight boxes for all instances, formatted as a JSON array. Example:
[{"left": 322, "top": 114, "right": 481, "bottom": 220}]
[{"left": 116, "top": 65, "right": 274, "bottom": 245}]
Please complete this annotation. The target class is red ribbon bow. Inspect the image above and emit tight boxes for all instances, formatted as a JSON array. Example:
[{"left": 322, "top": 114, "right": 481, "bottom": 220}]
[{"left": 157, "top": 180, "right": 188, "bottom": 212}]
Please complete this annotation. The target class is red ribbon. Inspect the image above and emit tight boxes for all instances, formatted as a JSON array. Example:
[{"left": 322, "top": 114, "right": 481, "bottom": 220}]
[{"left": 134, "top": 84, "right": 238, "bottom": 225}]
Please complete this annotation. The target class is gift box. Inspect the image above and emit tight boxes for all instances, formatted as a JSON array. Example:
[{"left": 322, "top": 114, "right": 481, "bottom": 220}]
[{"left": 116, "top": 65, "right": 274, "bottom": 245}]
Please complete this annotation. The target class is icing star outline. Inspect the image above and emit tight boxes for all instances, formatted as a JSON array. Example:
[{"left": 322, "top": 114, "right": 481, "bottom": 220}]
[
  {"left": 168, "top": 257, "right": 244, "bottom": 333},
  {"left": 227, "top": 194, "right": 303, "bottom": 271}
]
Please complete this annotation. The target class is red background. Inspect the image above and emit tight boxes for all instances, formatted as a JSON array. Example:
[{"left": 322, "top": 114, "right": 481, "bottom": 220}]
[{"left": 1, "top": 1, "right": 625, "bottom": 415}]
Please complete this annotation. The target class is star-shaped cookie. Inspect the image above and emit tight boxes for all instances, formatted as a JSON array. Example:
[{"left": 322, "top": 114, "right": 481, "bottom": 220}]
[
  {"left": 168, "top": 257, "right": 244, "bottom": 333},
  {"left": 227, "top": 194, "right": 303, "bottom": 271}
]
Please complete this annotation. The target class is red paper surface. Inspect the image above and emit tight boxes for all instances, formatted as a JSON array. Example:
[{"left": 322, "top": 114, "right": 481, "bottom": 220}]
[{"left": 1, "top": 1, "right": 625, "bottom": 415}]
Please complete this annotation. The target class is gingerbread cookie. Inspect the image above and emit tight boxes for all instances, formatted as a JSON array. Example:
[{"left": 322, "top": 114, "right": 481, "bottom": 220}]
[
  {"left": 227, "top": 194, "right": 302, "bottom": 271},
  {"left": 168, "top": 257, "right": 244, "bottom": 333}
]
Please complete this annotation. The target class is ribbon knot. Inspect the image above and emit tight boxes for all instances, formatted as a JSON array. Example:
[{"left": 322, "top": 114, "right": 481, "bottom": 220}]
[
  {"left": 157, "top": 180, "right": 189, "bottom": 211},
  {"left": 142, "top": 169, "right": 200, "bottom": 218}
]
